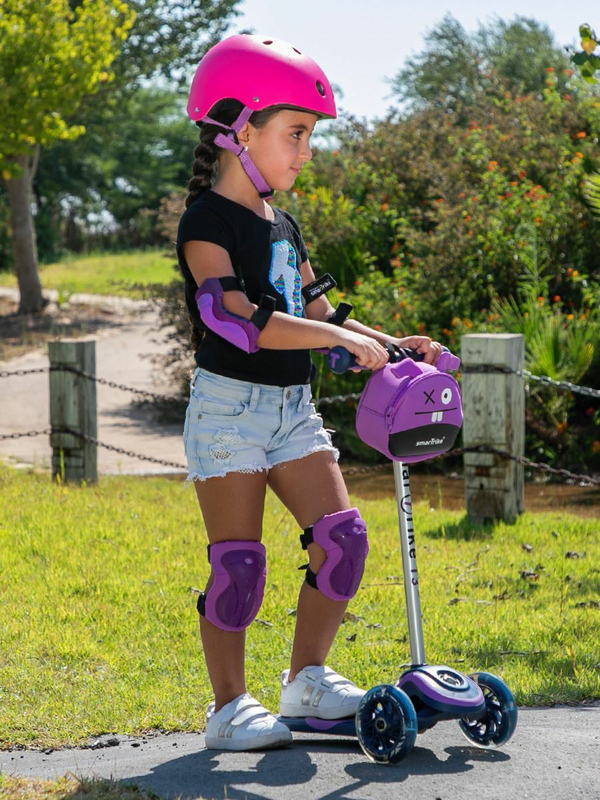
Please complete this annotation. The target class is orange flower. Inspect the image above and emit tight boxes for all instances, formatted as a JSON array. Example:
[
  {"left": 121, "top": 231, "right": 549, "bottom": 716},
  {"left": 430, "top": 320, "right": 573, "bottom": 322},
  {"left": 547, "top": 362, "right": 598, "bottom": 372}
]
[
  {"left": 375, "top": 324, "right": 382, "bottom": 330},
  {"left": 332, "top": 150, "right": 339, "bottom": 157},
  {"left": 553, "top": 295, "right": 561, "bottom": 302},
  {"left": 575, "top": 131, "right": 587, "bottom": 139},
  {"left": 435, "top": 198, "right": 445, "bottom": 204},
  {"left": 458, "top": 192, "right": 466, "bottom": 198},
  {"left": 575, "top": 152, "right": 584, "bottom": 158},
  {"left": 546, "top": 67, "right": 555, "bottom": 73},
  {"left": 354, "top": 279, "right": 362, "bottom": 286},
  {"left": 394, "top": 312, "right": 401, "bottom": 320},
  {"left": 518, "top": 170, "right": 527, "bottom": 179},
  {"left": 534, "top": 216, "right": 542, "bottom": 224},
  {"left": 468, "top": 230, "right": 474, "bottom": 236},
  {"left": 464, "top": 214, "right": 471, "bottom": 221},
  {"left": 381, "top": 203, "right": 389, "bottom": 211},
  {"left": 510, "top": 181, "right": 518, "bottom": 187},
  {"left": 573, "top": 270, "right": 579, "bottom": 277},
  {"left": 564, "top": 94, "right": 572, "bottom": 101},
  {"left": 567, "top": 313, "right": 574, "bottom": 320},
  {"left": 563, "top": 68, "right": 575, "bottom": 76},
  {"left": 557, "top": 422, "right": 567, "bottom": 434},
  {"left": 390, "top": 257, "right": 401, "bottom": 267},
  {"left": 487, "top": 160, "right": 498, "bottom": 170}
]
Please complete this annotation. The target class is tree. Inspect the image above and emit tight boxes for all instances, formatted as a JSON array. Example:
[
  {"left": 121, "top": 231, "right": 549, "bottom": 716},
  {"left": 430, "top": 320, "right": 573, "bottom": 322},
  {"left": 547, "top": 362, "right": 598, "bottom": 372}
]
[
  {"left": 388, "top": 14, "right": 571, "bottom": 114},
  {"left": 0, "top": 0, "right": 135, "bottom": 313}
]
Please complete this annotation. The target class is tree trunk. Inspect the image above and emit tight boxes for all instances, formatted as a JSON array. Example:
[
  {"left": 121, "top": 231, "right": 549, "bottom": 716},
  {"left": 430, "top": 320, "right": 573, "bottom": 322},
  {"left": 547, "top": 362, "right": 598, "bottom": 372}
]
[{"left": 6, "top": 150, "right": 46, "bottom": 314}]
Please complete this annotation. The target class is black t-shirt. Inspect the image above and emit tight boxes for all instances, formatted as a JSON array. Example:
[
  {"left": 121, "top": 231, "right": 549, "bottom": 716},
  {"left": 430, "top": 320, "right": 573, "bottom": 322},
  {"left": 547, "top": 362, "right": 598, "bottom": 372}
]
[{"left": 176, "top": 189, "right": 316, "bottom": 387}]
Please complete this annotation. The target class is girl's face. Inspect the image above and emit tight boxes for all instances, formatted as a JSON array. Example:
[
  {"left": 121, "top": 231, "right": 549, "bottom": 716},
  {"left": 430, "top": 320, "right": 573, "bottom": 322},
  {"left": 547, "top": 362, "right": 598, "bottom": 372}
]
[{"left": 245, "top": 109, "right": 317, "bottom": 192}]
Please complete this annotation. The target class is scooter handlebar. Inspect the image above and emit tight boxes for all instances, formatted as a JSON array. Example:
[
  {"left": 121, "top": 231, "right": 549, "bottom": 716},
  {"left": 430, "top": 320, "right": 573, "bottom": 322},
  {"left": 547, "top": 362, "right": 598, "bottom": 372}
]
[{"left": 326, "top": 343, "right": 448, "bottom": 374}]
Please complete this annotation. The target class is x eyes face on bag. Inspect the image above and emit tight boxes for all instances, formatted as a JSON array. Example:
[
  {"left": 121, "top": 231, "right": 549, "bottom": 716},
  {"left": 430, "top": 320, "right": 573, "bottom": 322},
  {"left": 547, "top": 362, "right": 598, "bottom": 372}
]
[{"left": 356, "top": 354, "right": 463, "bottom": 463}]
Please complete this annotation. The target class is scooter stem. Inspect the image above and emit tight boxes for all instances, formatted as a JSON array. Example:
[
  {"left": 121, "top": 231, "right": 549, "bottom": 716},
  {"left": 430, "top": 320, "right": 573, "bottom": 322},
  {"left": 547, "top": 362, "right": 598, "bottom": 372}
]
[{"left": 393, "top": 461, "right": 427, "bottom": 667}]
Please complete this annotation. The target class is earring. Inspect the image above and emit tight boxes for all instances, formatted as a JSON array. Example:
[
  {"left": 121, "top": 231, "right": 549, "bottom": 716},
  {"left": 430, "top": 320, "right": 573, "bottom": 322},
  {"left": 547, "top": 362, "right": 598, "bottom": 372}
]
[{"left": 243, "top": 145, "right": 248, "bottom": 152}]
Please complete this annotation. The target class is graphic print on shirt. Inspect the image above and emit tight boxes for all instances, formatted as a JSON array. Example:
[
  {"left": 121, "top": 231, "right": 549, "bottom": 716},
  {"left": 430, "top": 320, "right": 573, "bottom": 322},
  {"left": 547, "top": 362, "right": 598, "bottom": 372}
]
[{"left": 269, "top": 240, "right": 303, "bottom": 317}]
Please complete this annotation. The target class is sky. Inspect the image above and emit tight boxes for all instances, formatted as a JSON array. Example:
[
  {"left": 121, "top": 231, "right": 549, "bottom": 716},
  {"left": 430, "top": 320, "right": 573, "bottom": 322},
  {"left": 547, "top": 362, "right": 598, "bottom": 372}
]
[{"left": 231, "top": 0, "right": 597, "bottom": 122}]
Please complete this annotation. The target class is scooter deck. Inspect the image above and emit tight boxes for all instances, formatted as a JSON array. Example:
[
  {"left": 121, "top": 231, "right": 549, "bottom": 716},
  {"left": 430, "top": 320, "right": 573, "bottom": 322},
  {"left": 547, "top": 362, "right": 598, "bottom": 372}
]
[{"left": 277, "top": 716, "right": 356, "bottom": 736}]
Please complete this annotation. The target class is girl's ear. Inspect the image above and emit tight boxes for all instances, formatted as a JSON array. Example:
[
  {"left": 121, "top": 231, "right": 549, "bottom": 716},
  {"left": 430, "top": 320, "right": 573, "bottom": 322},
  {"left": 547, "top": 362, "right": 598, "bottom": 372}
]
[{"left": 238, "top": 121, "right": 252, "bottom": 145}]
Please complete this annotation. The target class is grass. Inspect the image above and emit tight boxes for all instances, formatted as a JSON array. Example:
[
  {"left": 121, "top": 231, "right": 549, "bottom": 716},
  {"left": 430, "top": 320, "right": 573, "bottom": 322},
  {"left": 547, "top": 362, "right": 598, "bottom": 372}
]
[
  {"left": 0, "top": 775, "right": 164, "bottom": 800},
  {"left": 0, "top": 463, "right": 598, "bottom": 753},
  {"left": 0, "top": 250, "right": 176, "bottom": 298}
]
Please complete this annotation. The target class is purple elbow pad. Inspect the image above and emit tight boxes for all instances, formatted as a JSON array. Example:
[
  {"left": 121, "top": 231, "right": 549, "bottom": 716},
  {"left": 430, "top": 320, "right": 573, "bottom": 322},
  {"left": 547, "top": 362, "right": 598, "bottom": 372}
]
[
  {"left": 197, "top": 541, "right": 266, "bottom": 632},
  {"left": 301, "top": 508, "right": 369, "bottom": 601},
  {"left": 195, "top": 277, "right": 262, "bottom": 353}
]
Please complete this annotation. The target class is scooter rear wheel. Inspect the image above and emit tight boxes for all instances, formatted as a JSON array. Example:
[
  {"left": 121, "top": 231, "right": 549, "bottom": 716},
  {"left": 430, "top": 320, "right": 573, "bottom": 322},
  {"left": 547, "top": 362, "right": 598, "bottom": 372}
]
[
  {"left": 458, "top": 671, "right": 518, "bottom": 748},
  {"left": 356, "top": 684, "right": 417, "bottom": 764}
]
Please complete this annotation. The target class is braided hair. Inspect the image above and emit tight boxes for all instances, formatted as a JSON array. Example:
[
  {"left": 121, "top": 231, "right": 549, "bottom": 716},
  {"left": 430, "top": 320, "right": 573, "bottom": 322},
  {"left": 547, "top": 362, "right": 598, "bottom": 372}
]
[{"left": 184, "top": 99, "right": 295, "bottom": 351}]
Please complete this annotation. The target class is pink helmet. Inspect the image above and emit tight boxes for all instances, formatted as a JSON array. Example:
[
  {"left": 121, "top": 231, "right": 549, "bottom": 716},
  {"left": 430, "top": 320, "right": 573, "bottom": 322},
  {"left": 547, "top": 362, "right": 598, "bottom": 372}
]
[{"left": 187, "top": 34, "right": 337, "bottom": 199}]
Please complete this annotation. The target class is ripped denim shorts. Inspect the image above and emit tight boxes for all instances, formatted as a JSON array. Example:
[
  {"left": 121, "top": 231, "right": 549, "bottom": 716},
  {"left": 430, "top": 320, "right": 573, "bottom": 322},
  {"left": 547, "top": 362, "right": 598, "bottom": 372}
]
[{"left": 182, "top": 367, "right": 340, "bottom": 485}]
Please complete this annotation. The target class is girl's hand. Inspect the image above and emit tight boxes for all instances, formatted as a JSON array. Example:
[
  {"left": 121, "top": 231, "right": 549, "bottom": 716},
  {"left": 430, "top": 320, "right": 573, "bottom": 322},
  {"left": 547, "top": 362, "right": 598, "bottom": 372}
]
[
  {"left": 331, "top": 328, "right": 389, "bottom": 372},
  {"left": 394, "top": 335, "right": 443, "bottom": 366}
]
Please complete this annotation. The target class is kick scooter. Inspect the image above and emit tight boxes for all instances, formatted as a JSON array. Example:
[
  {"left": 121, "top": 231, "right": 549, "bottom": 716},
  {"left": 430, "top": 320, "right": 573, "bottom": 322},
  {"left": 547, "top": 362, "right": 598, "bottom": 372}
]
[{"left": 279, "top": 345, "right": 518, "bottom": 764}]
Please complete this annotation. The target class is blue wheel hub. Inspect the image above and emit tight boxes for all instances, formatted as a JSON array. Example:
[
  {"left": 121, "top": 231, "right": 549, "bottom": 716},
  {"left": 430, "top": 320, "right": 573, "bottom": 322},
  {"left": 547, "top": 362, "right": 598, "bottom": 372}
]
[{"left": 356, "top": 684, "right": 417, "bottom": 764}]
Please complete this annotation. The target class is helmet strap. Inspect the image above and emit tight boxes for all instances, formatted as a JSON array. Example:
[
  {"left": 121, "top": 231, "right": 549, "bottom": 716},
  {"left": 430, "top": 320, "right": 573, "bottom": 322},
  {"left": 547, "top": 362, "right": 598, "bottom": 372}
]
[{"left": 201, "top": 106, "right": 274, "bottom": 200}]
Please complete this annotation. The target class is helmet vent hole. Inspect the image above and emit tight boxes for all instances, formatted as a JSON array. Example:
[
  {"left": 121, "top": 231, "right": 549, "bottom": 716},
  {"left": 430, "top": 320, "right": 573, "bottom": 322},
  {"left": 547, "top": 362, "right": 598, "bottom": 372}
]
[
  {"left": 262, "top": 40, "right": 273, "bottom": 45},
  {"left": 293, "top": 47, "right": 301, "bottom": 54},
  {"left": 316, "top": 80, "right": 325, "bottom": 97}
]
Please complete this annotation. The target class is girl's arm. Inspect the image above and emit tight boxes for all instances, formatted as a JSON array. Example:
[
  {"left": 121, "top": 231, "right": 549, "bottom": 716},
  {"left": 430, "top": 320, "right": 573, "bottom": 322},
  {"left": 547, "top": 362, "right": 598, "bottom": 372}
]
[{"left": 300, "top": 259, "right": 442, "bottom": 364}]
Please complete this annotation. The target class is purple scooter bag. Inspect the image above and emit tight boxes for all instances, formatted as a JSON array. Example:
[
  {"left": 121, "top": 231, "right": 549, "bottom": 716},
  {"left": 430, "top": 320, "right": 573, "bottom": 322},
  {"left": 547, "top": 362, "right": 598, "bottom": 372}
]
[{"left": 355, "top": 350, "right": 463, "bottom": 462}]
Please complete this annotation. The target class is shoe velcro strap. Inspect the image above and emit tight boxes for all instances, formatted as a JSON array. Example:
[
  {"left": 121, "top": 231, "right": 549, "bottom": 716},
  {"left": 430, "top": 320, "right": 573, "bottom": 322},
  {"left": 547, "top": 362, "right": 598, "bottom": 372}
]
[
  {"left": 315, "top": 670, "right": 357, "bottom": 691},
  {"left": 228, "top": 700, "right": 271, "bottom": 727}
]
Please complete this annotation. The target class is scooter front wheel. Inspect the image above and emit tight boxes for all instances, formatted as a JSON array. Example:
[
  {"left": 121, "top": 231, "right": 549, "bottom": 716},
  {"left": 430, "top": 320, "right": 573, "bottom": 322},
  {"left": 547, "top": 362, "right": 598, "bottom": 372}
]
[
  {"left": 356, "top": 684, "right": 417, "bottom": 764},
  {"left": 458, "top": 672, "right": 518, "bottom": 748}
]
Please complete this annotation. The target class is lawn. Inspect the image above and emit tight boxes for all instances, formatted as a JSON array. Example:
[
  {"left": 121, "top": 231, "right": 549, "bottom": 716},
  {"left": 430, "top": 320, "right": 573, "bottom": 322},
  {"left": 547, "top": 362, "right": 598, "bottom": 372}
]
[
  {"left": 0, "top": 249, "right": 177, "bottom": 298},
  {"left": 0, "top": 463, "right": 598, "bottom": 751}
]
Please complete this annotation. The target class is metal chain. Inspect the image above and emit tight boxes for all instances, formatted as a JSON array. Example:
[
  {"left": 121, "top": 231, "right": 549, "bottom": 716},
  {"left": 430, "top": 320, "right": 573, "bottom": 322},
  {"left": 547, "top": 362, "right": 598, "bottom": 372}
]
[
  {"left": 463, "top": 365, "right": 600, "bottom": 400},
  {"left": 2, "top": 428, "right": 597, "bottom": 485},
  {"left": 314, "top": 391, "right": 363, "bottom": 406},
  {"left": 53, "top": 427, "right": 187, "bottom": 470},
  {"left": 2, "top": 363, "right": 598, "bottom": 401},
  {"left": 0, "top": 365, "right": 171, "bottom": 401}
]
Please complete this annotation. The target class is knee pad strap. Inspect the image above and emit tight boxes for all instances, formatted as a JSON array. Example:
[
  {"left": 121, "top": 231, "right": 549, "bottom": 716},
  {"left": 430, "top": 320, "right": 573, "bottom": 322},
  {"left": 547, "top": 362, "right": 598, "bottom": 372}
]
[
  {"left": 197, "top": 540, "right": 266, "bottom": 632},
  {"left": 300, "top": 508, "right": 368, "bottom": 601}
]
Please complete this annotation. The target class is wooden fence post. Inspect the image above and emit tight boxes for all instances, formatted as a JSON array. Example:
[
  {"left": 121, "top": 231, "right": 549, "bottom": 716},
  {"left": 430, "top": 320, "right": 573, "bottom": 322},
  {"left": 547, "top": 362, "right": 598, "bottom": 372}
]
[
  {"left": 49, "top": 339, "right": 97, "bottom": 484},
  {"left": 461, "top": 333, "right": 525, "bottom": 523}
]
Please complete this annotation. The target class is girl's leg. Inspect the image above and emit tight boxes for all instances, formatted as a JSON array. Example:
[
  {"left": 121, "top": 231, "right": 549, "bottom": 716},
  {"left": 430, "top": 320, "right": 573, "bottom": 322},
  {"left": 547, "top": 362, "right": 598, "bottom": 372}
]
[
  {"left": 194, "top": 470, "right": 268, "bottom": 711},
  {"left": 266, "top": 451, "right": 353, "bottom": 680}
]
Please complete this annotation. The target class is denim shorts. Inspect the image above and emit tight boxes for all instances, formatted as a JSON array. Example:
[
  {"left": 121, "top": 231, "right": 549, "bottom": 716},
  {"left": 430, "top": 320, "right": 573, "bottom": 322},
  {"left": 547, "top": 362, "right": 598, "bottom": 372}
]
[{"left": 182, "top": 368, "right": 340, "bottom": 485}]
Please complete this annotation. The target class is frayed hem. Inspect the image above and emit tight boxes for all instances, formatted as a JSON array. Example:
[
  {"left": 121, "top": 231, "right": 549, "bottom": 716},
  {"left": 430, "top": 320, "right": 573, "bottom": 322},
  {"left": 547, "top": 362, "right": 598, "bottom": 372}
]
[
  {"left": 267, "top": 444, "right": 340, "bottom": 470},
  {"left": 182, "top": 464, "right": 270, "bottom": 486}
]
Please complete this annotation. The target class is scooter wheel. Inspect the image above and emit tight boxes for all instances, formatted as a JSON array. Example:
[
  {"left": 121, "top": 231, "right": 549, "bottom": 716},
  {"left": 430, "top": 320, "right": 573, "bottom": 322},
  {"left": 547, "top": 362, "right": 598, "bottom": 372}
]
[
  {"left": 458, "top": 671, "right": 518, "bottom": 748},
  {"left": 356, "top": 684, "right": 417, "bottom": 764}
]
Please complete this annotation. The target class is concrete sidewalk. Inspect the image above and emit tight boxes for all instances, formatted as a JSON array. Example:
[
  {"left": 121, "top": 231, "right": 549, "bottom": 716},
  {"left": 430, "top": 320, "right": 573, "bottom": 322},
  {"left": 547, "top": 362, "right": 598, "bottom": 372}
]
[
  {"left": 0, "top": 290, "right": 187, "bottom": 476},
  {"left": 1, "top": 704, "right": 598, "bottom": 799}
]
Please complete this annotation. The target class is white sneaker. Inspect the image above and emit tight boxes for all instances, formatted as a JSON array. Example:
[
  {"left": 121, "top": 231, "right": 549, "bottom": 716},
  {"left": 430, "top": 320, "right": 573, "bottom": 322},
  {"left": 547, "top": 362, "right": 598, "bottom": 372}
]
[
  {"left": 279, "top": 665, "right": 365, "bottom": 720},
  {"left": 204, "top": 693, "right": 292, "bottom": 751}
]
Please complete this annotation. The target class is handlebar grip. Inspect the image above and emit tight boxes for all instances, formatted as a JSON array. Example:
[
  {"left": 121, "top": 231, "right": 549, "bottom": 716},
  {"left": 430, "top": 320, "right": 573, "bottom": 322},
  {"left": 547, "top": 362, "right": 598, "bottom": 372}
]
[{"left": 326, "top": 344, "right": 448, "bottom": 374}]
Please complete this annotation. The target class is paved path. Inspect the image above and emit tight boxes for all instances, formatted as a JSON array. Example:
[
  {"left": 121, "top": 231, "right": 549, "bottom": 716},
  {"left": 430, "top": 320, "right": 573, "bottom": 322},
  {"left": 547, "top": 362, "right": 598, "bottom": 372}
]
[
  {"left": 0, "top": 289, "right": 187, "bottom": 476},
  {"left": 1, "top": 705, "right": 598, "bottom": 799}
]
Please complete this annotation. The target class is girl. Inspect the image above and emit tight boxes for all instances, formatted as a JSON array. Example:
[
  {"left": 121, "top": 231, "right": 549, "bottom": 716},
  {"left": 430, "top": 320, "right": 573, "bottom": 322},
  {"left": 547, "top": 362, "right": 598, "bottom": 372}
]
[{"left": 177, "top": 34, "right": 442, "bottom": 751}]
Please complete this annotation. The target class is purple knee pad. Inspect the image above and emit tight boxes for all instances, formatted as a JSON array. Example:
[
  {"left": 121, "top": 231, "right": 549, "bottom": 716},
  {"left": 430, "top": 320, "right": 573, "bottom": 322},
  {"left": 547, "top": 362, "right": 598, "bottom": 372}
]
[
  {"left": 300, "top": 508, "right": 369, "bottom": 601},
  {"left": 197, "top": 541, "right": 266, "bottom": 632}
]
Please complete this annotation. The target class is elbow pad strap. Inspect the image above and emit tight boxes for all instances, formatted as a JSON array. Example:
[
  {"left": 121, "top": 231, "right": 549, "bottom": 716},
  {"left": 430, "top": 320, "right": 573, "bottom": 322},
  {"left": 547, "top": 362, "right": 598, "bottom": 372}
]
[
  {"left": 250, "top": 293, "right": 276, "bottom": 331},
  {"left": 326, "top": 302, "right": 353, "bottom": 326},
  {"left": 195, "top": 276, "right": 266, "bottom": 353}
]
